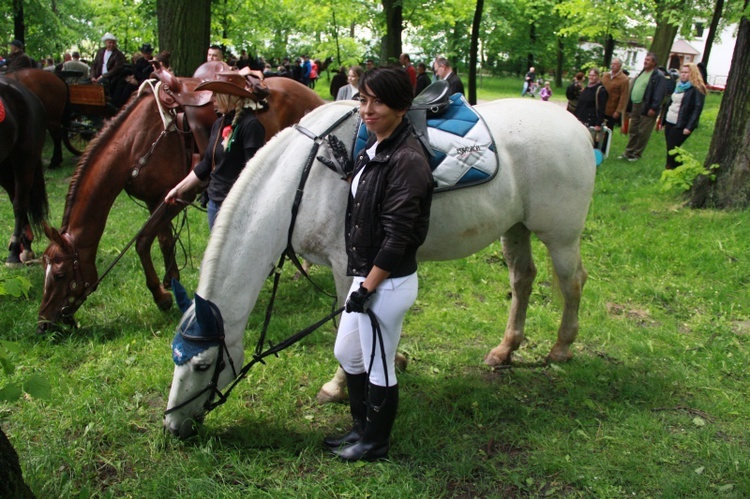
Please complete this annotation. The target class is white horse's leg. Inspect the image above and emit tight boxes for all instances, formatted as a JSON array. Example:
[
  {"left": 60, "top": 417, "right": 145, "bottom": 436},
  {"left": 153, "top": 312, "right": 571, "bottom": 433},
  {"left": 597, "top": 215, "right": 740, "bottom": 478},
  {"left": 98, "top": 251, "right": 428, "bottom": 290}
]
[
  {"left": 485, "top": 223, "right": 536, "bottom": 366},
  {"left": 545, "top": 238, "right": 587, "bottom": 362},
  {"left": 317, "top": 263, "right": 352, "bottom": 404}
]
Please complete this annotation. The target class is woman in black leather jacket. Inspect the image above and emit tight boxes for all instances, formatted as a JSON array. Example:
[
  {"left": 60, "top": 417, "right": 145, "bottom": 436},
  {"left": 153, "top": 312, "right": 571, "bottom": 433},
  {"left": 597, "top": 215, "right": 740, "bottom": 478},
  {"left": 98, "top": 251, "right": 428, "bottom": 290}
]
[
  {"left": 658, "top": 63, "right": 707, "bottom": 170},
  {"left": 325, "top": 66, "right": 434, "bottom": 462}
]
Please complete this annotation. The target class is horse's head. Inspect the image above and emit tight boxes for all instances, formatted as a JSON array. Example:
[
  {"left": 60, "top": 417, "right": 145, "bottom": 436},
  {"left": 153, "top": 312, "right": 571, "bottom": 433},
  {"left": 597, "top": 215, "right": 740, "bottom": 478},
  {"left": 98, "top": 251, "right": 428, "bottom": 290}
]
[
  {"left": 37, "top": 224, "right": 97, "bottom": 334},
  {"left": 164, "top": 279, "right": 240, "bottom": 439}
]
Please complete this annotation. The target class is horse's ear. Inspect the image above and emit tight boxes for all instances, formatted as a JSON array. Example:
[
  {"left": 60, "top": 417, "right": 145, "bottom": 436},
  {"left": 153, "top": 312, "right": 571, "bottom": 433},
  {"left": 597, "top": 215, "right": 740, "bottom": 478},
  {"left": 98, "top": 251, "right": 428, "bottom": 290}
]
[
  {"left": 43, "top": 222, "right": 64, "bottom": 246},
  {"left": 193, "top": 293, "right": 215, "bottom": 331},
  {"left": 172, "top": 278, "right": 192, "bottom": 314}
]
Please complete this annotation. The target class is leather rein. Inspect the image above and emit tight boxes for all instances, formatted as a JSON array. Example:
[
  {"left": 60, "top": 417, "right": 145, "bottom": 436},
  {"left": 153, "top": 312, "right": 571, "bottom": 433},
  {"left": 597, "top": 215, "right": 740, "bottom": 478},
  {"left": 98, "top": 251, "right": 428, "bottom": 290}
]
[{"left": 164, "top": 106, "right": 362, "bottom": 417}]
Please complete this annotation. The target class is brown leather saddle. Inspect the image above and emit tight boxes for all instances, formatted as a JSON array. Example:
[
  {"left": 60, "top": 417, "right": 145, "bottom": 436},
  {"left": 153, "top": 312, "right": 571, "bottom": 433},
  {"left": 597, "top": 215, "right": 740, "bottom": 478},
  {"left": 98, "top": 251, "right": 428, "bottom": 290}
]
[{"left": 149, "top": 61, "right": 272, "bottom": 163}]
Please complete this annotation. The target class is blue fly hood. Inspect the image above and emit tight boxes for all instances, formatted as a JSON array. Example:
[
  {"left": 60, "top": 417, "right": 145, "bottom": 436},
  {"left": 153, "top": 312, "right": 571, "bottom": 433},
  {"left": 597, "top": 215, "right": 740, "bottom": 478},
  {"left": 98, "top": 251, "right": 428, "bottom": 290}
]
[{"left": 171, "top": 279, "right": 225, "bottom": 365}]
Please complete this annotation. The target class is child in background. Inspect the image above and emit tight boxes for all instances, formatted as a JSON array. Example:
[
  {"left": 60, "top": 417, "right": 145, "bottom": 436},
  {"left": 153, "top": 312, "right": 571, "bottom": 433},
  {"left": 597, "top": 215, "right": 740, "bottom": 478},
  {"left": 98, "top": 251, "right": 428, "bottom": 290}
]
[{"left": 540, "top": 81, "right": 552, "bottom": 101}]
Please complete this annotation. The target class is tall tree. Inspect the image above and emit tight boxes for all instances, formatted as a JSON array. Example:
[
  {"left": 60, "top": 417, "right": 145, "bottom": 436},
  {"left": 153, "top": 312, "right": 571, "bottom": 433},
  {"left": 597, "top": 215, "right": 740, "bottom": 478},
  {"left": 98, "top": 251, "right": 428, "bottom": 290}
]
[
  {"left": 689, "top": 0, "right": 750, "bottom": 208},
  {"left": 157, "top": 0, "right": 211, "bottom": 76},
  {"left": 701, "top": 0, "right": 725, "bottom": 67},
  {"left": 381, "top": 0, "right": 403, "bottom": 62},
  {"left": 468, "top": 0, "right": 484, "bottom": 104}
]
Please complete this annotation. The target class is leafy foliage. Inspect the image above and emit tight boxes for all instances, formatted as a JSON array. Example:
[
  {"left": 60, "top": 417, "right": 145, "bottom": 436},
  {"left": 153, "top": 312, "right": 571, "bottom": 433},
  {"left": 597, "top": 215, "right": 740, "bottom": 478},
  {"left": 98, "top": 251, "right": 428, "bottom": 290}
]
[
  {"left": 660, "top": 146, "right": 719, "bottom": 193},
  {"left": 0, "top": 275, "right": 32, "bottom": 299}
]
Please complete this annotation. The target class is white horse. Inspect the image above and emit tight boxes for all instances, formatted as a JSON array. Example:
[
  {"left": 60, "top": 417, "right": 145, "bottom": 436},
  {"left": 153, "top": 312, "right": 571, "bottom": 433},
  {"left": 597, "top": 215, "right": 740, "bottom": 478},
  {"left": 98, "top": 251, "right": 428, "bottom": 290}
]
[{"left": 164, "top": 99, "right": 596, "bottom": 438}]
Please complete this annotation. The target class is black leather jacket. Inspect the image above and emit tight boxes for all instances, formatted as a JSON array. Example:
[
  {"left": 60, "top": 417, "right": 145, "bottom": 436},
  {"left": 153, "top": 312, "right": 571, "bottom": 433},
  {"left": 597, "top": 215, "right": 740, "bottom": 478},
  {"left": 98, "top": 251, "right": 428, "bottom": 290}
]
[
  {"left": 634, "top": 68, "right": 668, "bottom": 116},
  {"left": 345, "top": 119, "right": 433, "bottom": 278},
  {"left": 661, "top": 86, "right": 705, "bottom": 131}
]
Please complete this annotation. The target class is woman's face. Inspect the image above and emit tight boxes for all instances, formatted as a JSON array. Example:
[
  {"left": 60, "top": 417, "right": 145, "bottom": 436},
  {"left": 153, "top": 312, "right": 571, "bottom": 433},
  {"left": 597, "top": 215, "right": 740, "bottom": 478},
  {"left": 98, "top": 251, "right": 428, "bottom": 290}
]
[
  {"left": 680, "top": 66, "right": 690, "bottom": 82},
  {"left": 359, "top": 87, "right": 405, "bottom": 142},
  {"left": 214, "top": 93, "right": 239, "bottom": 114},
  {"left": 348, "top": 71, "right": 360, "bottom": 87}
]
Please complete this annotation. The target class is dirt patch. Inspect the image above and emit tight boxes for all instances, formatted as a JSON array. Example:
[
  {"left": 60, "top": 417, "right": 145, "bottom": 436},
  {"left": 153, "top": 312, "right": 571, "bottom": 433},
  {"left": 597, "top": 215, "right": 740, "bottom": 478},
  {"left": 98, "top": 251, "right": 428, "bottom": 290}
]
[{"left": 606, "top": 302, "right": 656, "bottom": 326}]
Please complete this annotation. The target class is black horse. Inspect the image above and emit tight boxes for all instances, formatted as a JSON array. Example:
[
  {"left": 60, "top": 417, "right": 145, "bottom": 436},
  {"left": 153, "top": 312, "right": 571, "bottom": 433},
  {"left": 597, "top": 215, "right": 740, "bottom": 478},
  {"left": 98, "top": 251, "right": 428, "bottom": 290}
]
[{"left": 0, "top": 76, "right": 49, "bottom": 266}]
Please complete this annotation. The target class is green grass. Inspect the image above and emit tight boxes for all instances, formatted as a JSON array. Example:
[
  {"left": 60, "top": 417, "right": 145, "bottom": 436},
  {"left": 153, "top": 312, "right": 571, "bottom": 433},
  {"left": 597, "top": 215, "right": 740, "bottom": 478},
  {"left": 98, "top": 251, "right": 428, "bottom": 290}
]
[{"left": 1, "top": 80, "right": 748, "bottom": 497}]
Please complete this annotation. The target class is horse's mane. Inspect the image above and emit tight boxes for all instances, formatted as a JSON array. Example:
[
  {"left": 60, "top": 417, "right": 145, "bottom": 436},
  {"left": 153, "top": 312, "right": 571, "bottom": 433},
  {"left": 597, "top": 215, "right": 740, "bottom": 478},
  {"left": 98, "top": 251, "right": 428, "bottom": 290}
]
[
  {"left": 61, "top": 90, "right": 153, "bottom": 229},
  {"left": 200, "top": 101, "right": 357, "bottom": 291}
]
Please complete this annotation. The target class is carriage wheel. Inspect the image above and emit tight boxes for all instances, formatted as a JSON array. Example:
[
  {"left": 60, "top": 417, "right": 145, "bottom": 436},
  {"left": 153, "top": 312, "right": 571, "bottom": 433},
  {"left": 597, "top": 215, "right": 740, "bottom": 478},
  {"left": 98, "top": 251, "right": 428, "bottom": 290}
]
[{"left": 63, "top": 116, "right": 99, "bottom": 156}]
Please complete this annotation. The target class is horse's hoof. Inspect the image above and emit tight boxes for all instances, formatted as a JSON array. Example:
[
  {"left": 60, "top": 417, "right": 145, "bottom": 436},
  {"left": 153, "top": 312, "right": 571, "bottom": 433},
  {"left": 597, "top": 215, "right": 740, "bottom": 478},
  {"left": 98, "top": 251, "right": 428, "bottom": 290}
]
[
  {"left": 316, "top": 386, "right": 347, "bottom": 405},
  {"left": 546, "top": 348, "right": 573, "bottom": 364},
  {"left": 484, "top": 348, "right": 513, "bottom": 367},
  {"left": 20, "top": 249, "right": 36, "bottom": 264},
  {"left": 395, "top": 352, "right": 408, "bottom": 372},
  {"left": 5, "top": 259, "right": 23, "bottom": 269}
]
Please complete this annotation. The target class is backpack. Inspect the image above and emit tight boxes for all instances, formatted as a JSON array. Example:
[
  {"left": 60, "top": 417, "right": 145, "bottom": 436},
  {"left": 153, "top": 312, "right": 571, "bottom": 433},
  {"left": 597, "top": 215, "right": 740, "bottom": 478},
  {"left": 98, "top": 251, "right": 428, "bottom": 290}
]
[{"left": 566, "top": 81, "right": 581, "bottom": 101}]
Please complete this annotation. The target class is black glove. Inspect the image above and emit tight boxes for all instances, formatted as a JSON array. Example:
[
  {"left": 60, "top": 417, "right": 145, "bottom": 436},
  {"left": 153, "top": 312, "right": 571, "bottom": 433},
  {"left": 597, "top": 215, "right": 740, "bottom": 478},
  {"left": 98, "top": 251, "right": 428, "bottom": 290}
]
[
  {"left": 317, "top": 134, "right": 353, "bottom": 178},
  {"left": 345, "top": 285, "right": 375, "bottom": 313}
]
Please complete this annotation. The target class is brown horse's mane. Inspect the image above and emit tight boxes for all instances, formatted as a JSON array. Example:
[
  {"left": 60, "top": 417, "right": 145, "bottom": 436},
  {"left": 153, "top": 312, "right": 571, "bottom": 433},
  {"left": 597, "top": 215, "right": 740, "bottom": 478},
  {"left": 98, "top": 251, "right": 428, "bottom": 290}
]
[{"left": 61, "top": 89, "right": 153, "bottom": 230}]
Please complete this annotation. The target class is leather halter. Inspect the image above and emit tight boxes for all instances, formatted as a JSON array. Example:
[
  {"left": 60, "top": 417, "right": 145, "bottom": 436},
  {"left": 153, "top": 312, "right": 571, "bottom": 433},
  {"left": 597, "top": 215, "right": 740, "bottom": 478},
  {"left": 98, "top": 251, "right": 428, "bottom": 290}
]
[{"left": 45, "top": 232, "right": 98, "bottom": 316}]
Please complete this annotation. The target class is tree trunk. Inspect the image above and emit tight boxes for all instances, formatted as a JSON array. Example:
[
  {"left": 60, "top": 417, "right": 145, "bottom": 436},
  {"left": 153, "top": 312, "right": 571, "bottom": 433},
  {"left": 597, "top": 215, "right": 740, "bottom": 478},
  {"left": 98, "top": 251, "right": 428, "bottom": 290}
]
[
  {"left": 157, "top": 0, "right": 212, "bottom": 76},
  {"left": 689, "top": 1, "right": 750, "bottom": 209},
  {"left": 468, "top": 0, "right": 484, "bottom": 105},
  {"left": 13, "top": 0, "right": 25, "bottom": 44},
  {"left": 1, "top": 427, "right": 35, "bottom": 498},
  {"left": 603, "top": 34, "right": 615, "bottom": 68},
  {"left": 527, "top": 23, "right": 536, "bottom": 70},
  {"left": 382, "top": 0, "right": 403, "bottom": 63},
  {"left": 701, "top": 0, "right": 725, "bottom": 69},
  {"left": 649, "top": 0, "right": 685, "bottom": 67},
  {"left": 555, "top": 37, "right": 564, "bottom": 88}
]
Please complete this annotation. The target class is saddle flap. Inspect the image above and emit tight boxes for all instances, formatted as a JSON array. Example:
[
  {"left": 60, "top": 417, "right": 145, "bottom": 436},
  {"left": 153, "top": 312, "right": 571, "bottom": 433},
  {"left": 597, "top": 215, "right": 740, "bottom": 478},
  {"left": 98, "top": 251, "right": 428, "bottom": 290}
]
[{"left": 412, "top": 80, "right": 450, "bottom": 117}]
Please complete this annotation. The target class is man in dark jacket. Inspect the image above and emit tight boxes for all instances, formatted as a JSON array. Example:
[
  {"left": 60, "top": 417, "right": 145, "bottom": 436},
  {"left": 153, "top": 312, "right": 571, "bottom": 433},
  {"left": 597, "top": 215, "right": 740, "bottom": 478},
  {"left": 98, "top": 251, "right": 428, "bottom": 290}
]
[
  {"left": 415, "top": 62, "right": 431, "bottom": 95},
  {"left": 620, "top": 52, "right": 667, "bottom": 161},
  {"left": 434, "top": 56, "right": 464, "bottom": 96},
  {"left": 91, "top": 32, "right": 126, "bottom": 84},
  {"left": 5, "top": 40, "right": 33, "bottom": 72}
]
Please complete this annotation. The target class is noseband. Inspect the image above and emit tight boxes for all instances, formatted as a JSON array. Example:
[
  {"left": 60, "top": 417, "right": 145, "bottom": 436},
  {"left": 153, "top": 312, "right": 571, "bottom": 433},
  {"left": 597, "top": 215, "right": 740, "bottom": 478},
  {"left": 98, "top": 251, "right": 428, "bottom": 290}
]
[{"left": 44, "top": 232, "right": 97, "bottom": 317}]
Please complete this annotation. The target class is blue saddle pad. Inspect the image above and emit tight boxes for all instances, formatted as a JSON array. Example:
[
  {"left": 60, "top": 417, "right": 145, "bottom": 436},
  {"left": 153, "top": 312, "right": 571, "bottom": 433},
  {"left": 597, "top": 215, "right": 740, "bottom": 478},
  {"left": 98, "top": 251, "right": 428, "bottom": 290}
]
[{"left": 354, "top": 94, "right": 498, "bottom": 192}]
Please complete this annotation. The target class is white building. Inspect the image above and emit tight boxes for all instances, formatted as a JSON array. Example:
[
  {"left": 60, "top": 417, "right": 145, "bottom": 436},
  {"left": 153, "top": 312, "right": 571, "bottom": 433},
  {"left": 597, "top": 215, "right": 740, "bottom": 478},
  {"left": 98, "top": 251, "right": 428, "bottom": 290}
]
[{"left": 613, "top": 22, "right": 737, "bottom": 87}]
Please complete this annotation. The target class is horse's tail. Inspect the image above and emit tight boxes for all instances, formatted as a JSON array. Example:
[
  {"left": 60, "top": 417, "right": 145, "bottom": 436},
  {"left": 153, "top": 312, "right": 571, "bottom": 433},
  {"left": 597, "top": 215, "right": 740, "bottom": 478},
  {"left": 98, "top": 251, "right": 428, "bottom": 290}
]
[{"left": 27, "top": 161, "right": 50, "bottom": 232}]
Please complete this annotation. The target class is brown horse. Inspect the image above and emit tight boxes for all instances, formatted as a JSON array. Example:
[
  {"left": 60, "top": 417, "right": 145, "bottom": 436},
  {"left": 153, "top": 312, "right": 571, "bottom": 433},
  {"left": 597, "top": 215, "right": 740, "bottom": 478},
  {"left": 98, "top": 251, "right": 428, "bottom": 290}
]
[
  {"left": 0, "top": 77, "right": 49, "bottom": 266},
  {"left": 38, "top": 74, "right": 324, "bottom": 332},
  {"left": 9, "top": 69, "right": 70, "bottom": 169}
]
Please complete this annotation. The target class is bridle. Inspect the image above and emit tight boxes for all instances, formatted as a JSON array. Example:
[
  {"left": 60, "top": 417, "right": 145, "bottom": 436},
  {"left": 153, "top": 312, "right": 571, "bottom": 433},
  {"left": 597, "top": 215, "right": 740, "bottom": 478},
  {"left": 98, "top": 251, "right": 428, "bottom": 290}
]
[{"left": 165, "top": 106, "right": 359, "bottom": 417}]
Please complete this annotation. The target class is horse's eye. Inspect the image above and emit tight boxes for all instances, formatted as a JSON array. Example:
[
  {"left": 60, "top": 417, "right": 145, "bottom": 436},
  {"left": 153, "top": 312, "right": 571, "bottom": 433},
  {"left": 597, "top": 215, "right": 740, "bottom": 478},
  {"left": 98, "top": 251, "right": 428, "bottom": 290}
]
[{"left": 194, "top": 364, "right": 211, "bottom": 372}]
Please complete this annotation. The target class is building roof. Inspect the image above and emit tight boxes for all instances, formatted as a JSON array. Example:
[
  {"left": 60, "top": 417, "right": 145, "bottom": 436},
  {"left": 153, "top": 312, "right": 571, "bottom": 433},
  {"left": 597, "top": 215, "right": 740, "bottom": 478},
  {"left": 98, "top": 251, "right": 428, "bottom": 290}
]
[{"left": 671, "top": 39, "right": 700, "bottom": 55}]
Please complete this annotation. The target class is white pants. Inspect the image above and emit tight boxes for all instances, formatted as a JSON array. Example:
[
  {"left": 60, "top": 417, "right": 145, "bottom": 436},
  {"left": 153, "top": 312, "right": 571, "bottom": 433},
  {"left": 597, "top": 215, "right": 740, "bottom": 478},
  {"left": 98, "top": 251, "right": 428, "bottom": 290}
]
[{"left": 334, "top": 272, "right": 418, "bottom": 386}]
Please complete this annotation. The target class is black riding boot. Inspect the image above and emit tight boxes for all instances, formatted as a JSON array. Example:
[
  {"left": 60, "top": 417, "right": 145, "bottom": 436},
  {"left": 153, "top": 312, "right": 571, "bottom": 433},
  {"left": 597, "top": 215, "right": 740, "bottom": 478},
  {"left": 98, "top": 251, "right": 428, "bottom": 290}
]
[
  {"left": 323, "top": 371, "right": 368, "bottom": 448},
  {"left": 334, "top": 383, "right": 398, "bottom": 462}
]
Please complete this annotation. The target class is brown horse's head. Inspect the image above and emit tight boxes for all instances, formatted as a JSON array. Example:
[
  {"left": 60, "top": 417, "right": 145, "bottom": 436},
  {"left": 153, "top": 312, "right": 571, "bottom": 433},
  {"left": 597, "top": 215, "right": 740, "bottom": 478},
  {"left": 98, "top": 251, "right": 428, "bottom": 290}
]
[{"left": 37, "top": 224, "right": 97, "bottom": 334}]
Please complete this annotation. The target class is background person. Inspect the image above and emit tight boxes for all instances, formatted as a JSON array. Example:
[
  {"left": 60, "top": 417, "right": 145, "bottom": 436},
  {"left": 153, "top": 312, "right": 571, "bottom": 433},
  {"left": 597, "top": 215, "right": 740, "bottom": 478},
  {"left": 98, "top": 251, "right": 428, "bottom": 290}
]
[
  {"left": 540, "top": 81, "right": 552, "bottom": 101},
  {"left": 620, "top": 52, "right": 667, "bottom": 162},
  {"left": 63, "top": 51, "right": 90, "bottom": 79},
  {"left": 91, "top": 32, "right": 126, "bottom": 85},
  {"left": 434, "top": 56, "right": 464, "bottom": 95},
  {"left": 658, "top": 63, "right": 707, "bottom": 170},
  {"left": 165, "top": 72, "right": 265, "bottom": 230},
  {"left": 325, "top": 66, "right": 433, "bottom": 463},
  {"left": 5, "top": 39, "right": 33, "bottom": 72},
  {"left": 575, "top": 68, "right": 608, "bottom": 147},
  {"left": 601, "top": 58, "right": 629, "bottom": 129},
  {"left": 415, "top": 62, "right": 431, "bottom": 95},
  {"left": 565, "top": 72, "right": 584, "bottom": 114},
  {"left": 335, "top": 65, "right": 363, "bottom": 101},
  {"left": 206, "top": 45, "right": 224, "bottom": 62}
]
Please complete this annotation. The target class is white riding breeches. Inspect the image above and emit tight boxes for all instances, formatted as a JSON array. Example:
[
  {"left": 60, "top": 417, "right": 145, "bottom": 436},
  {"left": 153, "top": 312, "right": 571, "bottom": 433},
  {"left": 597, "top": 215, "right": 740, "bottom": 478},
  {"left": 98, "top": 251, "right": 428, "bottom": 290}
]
[{"left": 334, "top": 272, "right": 418, "bottom": 386}]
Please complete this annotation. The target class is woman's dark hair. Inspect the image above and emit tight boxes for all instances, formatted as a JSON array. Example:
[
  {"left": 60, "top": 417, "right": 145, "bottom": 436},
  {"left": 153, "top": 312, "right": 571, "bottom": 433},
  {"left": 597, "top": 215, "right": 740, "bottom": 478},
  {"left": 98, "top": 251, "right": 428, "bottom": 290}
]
[{"left": 359, "top": 65, "right": 413, "bottom": 111}]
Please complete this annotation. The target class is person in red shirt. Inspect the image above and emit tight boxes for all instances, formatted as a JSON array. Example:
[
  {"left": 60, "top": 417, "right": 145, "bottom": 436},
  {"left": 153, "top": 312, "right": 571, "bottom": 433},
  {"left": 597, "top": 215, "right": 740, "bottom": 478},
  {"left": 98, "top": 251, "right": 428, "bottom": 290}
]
[{"left": 399, "top": 53, "right": 417, "bottom": 93}]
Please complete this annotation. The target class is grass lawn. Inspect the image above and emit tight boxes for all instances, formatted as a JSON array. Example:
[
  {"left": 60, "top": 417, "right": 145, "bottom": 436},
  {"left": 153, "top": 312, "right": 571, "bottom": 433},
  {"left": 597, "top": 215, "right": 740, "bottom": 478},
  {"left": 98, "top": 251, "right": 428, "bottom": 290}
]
[{"left": 1, "top": 77, "right": 748, "bottom": 497}]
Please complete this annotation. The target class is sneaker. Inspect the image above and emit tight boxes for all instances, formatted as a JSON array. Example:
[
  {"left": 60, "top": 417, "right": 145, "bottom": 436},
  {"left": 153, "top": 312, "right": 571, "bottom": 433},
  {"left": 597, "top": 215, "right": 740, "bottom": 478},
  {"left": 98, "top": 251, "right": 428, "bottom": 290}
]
[
  {"left": 627, "top": 156, "right": 639, "bottom": 162},
  {"left": 618, "top": 154, "right": 630, "bottom": 160}
]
